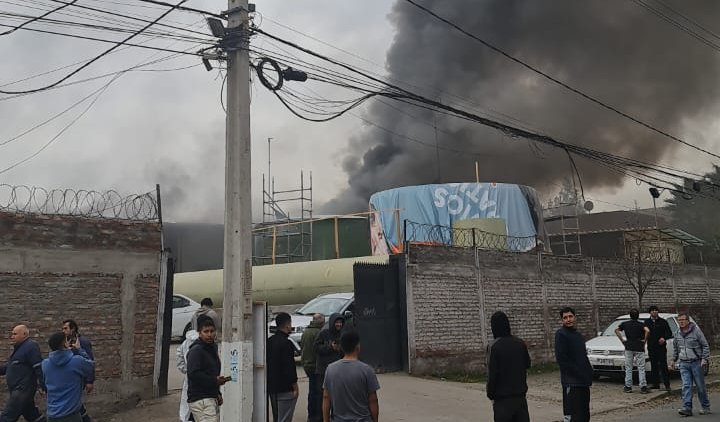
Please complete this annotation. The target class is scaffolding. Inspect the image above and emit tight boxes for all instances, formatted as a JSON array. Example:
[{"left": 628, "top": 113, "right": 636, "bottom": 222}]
[{"left": 255, "top": 171, "right": 313, "bottom": 265}]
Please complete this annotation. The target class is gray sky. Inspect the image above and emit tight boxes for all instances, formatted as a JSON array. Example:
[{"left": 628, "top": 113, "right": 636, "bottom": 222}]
[{"left": 1, "top": 0, "right": 718, "bottom": 222}]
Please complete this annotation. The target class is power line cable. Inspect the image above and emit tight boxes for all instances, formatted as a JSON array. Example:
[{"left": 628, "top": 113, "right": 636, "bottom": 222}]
[
  {"left": 251, "top": 28, "right": 720, "bottom": 199},
  {"left": 257, "top": 15, "right": 539, "bottom": 133},
  {"left": 136, "top": 0, "right": 224, "bottom": 19},
  {"left": 0, "top": 22, "right": 206, "bottom": 58},
  {"left": 0, "top": 75, "right": 118, "bottom": 175},
  {"left": 0, "top": 11, "right": 216, "bottom": 44},
  {"left": 0, "top": 0, "right": 77, "bottom": 35},
  {"left": 402, "top": 0, "right": 720, "bottom": 161},
  {"left": 0, "top": 0, "right": 190, "bottom": 95},
  {"left": 0, "top": 16, "right": 208, "bottom": 89},
  {"left": 0, "top": 49, "right": 197, "bottom": 102},
  {"left": 0, "top": 54, "right": 198, "bottom": 141},
  {"left": 632, "top": 0, "right": 720, "bottom": 52},
  {"left": 46, "top": 0, "right": 216, "bottom": 39}
]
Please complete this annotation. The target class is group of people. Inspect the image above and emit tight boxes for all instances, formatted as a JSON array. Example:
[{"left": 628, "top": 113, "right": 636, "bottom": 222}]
[
  {"left": 267, "top": 312, "right": 379, "bottom": 422},
  {"left": 0, "top": 320, "right": 95, "bottom": 422},
  {"left": 487, "top": 306, "right": 711, "bottom": 422},
  {"left": 175, "top": 300, "right": 379, "bottom": 422}
]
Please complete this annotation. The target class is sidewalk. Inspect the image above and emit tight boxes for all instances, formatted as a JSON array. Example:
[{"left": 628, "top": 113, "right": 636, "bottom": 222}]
[{"left": 110, "top": 364, "right": 719, "bottom": 422}]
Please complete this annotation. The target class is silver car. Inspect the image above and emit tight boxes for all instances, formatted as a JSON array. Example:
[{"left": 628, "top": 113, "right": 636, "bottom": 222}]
[{"left": 269, "top": 292, "right": 355, "bottom": 348}]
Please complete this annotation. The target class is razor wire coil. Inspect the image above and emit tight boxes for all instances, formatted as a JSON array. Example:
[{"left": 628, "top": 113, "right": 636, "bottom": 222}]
[{"left": 0, "top": 184, "right": 159, "bottom": 221}]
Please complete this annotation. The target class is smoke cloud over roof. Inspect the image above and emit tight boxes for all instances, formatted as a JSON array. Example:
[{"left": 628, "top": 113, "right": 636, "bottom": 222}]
[{"left": 323, "top": 0, "right": 720, "bottom": 213}]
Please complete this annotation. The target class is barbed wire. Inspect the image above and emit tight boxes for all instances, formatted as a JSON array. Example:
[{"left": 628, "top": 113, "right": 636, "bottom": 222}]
[
  {"left": 404, "top": 220, "right": 538, "bottom": 252},
  {"left": 0, "top": 184, "right": 159, "bottom": 221}
]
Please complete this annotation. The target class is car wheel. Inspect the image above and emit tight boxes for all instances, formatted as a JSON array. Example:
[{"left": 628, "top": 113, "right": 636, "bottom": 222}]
[{"left": 182, "top": 322, "right": 192, "bottom": 339}]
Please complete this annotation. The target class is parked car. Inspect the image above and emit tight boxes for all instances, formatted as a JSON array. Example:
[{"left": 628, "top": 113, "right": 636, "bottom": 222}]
[
  {"left": 172, "top": 294, "right": 201, "bottom": 340},
  {"left": 268, "top": 292, "right": 355, "bottom": 348},
  {"left": 585, "top": 313, "right": 709, "bottom": 378}
]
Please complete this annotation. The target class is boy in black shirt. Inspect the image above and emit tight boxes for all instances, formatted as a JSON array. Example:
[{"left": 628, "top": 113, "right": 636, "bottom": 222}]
[{"left": 614, "top": 309, "right": 650, "bottom": 393}]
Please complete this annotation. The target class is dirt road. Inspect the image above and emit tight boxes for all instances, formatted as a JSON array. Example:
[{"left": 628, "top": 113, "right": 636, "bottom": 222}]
[{"left": 110, "top": 350, "right": 718, "bottom": 422}]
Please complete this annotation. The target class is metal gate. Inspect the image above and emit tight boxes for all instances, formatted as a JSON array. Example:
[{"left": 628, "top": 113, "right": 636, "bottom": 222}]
[{"left": 352, "top": 255, "right": 407, "bottom": 372}]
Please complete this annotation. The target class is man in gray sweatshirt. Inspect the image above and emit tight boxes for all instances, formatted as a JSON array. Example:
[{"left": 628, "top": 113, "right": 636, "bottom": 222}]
[{"left": 672, "top": 313, "right": 711, "bottom": 417}]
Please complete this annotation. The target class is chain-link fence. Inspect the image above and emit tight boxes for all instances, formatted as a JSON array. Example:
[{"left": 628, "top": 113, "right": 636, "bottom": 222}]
[
  {"left": 0, "top": 184, "right": 159, "bottom": 221},
  {"left": 404, "top": 220, "right": 538, "bottom": 252}
]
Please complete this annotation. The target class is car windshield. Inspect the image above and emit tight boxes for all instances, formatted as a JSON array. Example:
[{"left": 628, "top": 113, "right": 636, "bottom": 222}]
[
  {"left": 601, "top": 318, "right": 647, "bottom": 336},
  {"left": 295, "top": 297, "right": 349, "bottom": 316}
]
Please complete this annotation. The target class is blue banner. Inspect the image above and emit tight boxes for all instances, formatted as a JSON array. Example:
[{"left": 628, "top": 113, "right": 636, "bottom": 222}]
[{"left": 369, "top": 183, "right": 543, "bottom": 253}]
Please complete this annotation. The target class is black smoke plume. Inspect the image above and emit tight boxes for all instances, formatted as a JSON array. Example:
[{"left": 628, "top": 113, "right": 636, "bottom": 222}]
[{"left": 323, "top": 0, "right": 720, "bottom": 213}]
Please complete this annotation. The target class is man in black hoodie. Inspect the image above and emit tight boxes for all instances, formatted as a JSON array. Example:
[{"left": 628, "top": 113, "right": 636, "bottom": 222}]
[
  {"left": 314, "top": 313, "right": 344, "bottom": 408},
  {"left": 487, "top": 311, "right": 531, "bottom": 422},
  {"left": 267, "top": 312, "right": 298, "bottom": 422},
  {"left": 187, "top": 316, "right": 229, "bottom": 422},
  {"left": 555, "top": 307, "right": 593, "bottom": 422}
]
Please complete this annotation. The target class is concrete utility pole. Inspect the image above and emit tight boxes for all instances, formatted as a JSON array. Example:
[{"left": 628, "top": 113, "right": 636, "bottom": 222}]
[{"left": 221, "top": 0, "right": 254, "bottom": 420}]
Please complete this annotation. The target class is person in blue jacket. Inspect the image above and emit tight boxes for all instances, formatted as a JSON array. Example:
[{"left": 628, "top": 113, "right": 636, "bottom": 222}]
[
  {"left": 0, "top": 324, "right": 45, "bottom": 422},
  {"left": 61, "top": 320, "right": 94, "bottom": 422},
  {"left": 42, "top": 332, "right": 94, "bottom": 422}
]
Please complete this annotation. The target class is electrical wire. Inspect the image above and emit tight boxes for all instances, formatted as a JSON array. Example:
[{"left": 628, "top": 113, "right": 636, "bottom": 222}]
[
  {"left": 632, "top": 0, "right": 720, "bottom": 53},
  {"left": 401, "top": 0, "right": 720, "bottom": 161},
  {"left": 0, "top": 16, "right": 209, "bottom": 89},
  {"left": 0, "top": 75, "right": 118, "bottom": 175},
  {"left": 0, "top": 0, "right": 77, "bottom": 35},
  {"left": 46, "top": 0, "right": 217, "bottom": 39},
  {"left": 136, "top": 0, "right": 224, "bottom": 19},
  {"left": 0, "top": 0, "right": 190, "bottom": 95},
  {"left": 0, "top": 48, "right": 198, "bottom": 102},
  {"left": 0, "top": 11, "right": 217, "bottom": 44},
  {"left": 0, "top": 54, "right": 197, "bottom": 151},
  {"left": 250, "top": 28, "right": 720, "bottom": 200},
  {"left": 0, "top": 23, "right": 207, "bottom": 58}
]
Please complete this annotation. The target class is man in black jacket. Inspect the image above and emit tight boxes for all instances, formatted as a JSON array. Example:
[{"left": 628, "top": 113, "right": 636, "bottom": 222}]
[
  {"left": 267, "top": 312, "right": 298, "bottom": 422},
  {"left": 187, "top": 316, "right": 228, "bottom": 422},
  {"left": 555, "top": 307, "right": 593, "bottom": 422},
  {"left": 644, "top": 305, "right": 673, "bottom": 391},
  {"left": 0, "top": 324, "right": 45, "bottom": 422},
  {"left": 314, "top": 313, "right": 344, "bottom": 409},
  {"left": 487, "top": 311, "right": 530, "bottom": 422}
]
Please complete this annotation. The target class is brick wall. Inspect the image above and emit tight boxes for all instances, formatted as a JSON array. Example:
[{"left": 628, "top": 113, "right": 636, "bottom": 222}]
[
  {"left": 0, "top": 211, "right": 162, "bottom": 413},
  {"left": 406, "top": 244, "right": 720, "bottom": 375}
]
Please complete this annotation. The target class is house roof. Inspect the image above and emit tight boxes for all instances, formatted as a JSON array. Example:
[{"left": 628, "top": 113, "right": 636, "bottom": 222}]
[
  {"left": 545, "top": 210, "right": 664, "bottom": 234},
  {"left": 544, "top": 210, "right": 704, "bottom": 246}
]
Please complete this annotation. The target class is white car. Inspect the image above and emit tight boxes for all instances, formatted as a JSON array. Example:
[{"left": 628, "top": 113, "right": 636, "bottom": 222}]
[
  {"left": 585, "top": 313, "right": 705, "bottom": 378},
  {"left": 269, "top": 292, "right": 355, "bottom": 348},
  {"left": 172, "top": 294, "right": 201, "bottom": 340}
]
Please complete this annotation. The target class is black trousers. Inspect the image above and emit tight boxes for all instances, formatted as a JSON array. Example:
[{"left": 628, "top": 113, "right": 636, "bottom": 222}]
[
  {"left": 648, "top": 347, "right": 669, "bottom": 387},
  {"left": 492, "top": 396, "right": 529, "bottom": 422},
  {"left": 562, "top": 386, "right": 590, "bottom": 422},
  {"left": 0, "top": 388, "right": 44, "bottom": 422}
]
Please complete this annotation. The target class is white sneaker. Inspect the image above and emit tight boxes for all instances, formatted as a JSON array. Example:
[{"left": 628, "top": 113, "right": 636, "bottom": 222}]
[{"left": 699, "top": 408, "right": 712, "bottom": 415}]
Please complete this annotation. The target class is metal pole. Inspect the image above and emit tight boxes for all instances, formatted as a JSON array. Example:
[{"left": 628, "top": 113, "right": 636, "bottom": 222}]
[
  {"left": 652, "top": 196, "right": 662, "bottom": 253},
  {"left": 395, "top": 209, "right": 402, "bottom": 253},
  {"left": 268, "top": 137, "right": 272, "bottom": 197},
  {"left": 221, "top": 0, "right": 254, "bottom": 420},
  {"left": 334, "top": 217, "right": 340, "bottom": 259}
]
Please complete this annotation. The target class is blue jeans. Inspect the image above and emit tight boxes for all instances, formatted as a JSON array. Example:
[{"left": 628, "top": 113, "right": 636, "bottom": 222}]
[
  {"left": 624, "top": 350, "right": 647, "bottom": 388},
  {"left": 304, "top": 368, "right": 321, "bottom": 422},
  {"left": 679, "top": 360, "right": 710, "bottom": 410},
  {"left": 0, "top": 388, "right": 44, "bottom": 422}
]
